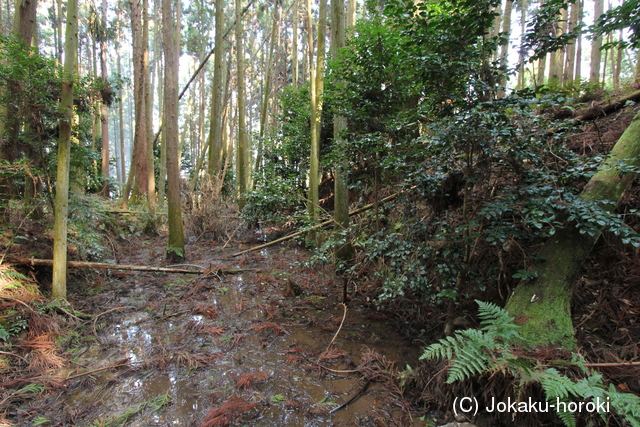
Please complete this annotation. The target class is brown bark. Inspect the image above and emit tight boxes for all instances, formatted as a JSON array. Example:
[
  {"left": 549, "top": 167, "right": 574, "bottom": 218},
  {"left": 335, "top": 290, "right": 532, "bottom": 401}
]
[
  {"left": 100, "top": 0, "right": 110, "bottom": 197},
  {"left": 163, "top": 0, "right": 184, "bottom": 261},
  {"left": 7, "top": 257, "right": 247, "bottom": 275}
]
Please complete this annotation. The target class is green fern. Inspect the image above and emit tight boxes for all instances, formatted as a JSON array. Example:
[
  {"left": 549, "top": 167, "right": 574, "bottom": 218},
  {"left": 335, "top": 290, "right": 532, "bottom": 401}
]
[
  {"left": 477, "top": 300, "right": 521, "bottom": 342},
  {"left": 606, "top": 384, "right": 640, "bottom": 427},
  {"left": 420, "top": 301, "right": 640, "bottom": 427},
  {"left": 420, "top": 300, "right": 520, "bottom": 384}
]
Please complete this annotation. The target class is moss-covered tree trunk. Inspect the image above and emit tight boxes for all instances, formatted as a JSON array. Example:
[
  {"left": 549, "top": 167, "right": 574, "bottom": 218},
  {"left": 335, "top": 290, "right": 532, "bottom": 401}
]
[
  {"left": 307, "top": 0, "right": 327, "bottom": 247},
  {"left": 505, "top": 110, "right": 640, "bottom": 349},
  {"left": 52, "top": 0, "right": 78, "bottom": 299},
  {"left": 163, "top": 0, "right": 184, "bottom": 262}
]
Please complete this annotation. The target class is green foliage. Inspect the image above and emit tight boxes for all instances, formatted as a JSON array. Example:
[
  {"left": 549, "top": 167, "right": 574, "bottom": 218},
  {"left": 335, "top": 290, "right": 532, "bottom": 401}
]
[
  {"left": 0, "top": 34, "right": 107, "bottom": 198},
  {"left": 241, "top": 165, "right": 304, "bottom": 227},
  {"left": 421, "top": 301, "right": 522, "bottom": 383},
  {"left": 421, "top": 301, "right": 640, "bottom": 427},
  {"left": 521, "top": 0, "right": 581, "bottom": 61},
  {"left": 593, "top": 0, "right": 640, "bottom": 49},
  {"left": 66, "top": 194, "right": 142, "bottom": 261}
]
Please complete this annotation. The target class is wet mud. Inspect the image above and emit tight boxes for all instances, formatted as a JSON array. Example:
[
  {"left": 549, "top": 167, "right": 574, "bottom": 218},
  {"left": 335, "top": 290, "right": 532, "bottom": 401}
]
[{"left": 17, "top": 237, "right": 421, "bottom": 426}]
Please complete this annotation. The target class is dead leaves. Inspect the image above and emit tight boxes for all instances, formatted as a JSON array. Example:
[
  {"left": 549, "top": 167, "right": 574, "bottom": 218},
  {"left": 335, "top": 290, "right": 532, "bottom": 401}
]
[
  {"left": 201, "top": 396, "right": 259, "bottom": 427},
  {"left": 234, "top": 371, "right": 268, "bottom": 389}
]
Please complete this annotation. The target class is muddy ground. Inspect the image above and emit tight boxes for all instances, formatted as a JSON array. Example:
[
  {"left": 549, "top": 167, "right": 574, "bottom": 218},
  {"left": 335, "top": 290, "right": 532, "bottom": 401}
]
[{"left": 3, "top": 233, "right": 424, "bottom": 426}]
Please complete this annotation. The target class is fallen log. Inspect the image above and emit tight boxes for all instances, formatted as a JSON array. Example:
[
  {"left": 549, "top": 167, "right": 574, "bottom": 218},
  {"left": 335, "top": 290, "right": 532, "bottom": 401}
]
[
  {"left": 572, "top": 89, "right": 640, "bottom": 121},
  {"left": 231, "top": 191, "right": 403, "bottom": 257},
  {"left": 5, "top": 257, "right": 247, "bottom": 275}
]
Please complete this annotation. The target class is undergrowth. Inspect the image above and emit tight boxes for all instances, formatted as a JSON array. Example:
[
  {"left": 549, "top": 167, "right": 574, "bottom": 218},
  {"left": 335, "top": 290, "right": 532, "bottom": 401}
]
[{"left": 421, "top": 301, "right": 640, "bottom": 427}]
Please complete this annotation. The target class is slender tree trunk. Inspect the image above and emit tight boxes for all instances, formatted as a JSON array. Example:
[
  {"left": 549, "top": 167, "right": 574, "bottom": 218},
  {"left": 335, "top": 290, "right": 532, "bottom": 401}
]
[
  {"left": 516, "top": 0, "right": 527, "bottom": 89},
  {"left": 613, "top": 30, "right": 622, "bottom": 92},
  {"left": 589, "top": 0, "right": 604, "bottom": 85},
  {"left": 207, "top": 0, "right": 225, "bottom": 178},
  {"left": 347, "top": 0, "right": 355, "bottom": 26},
  {"left": 292, "top": 0, "right": 299, "bottom": 87},
  {"left": 506, "top": 110, "right": 640, "bottom": 350},
  {"left": 100, "top": 0, "right": 110, "bottom": 197},
  {"left": 307, "top": 0, "right": 327, "bottom": 247},
  {"left": 548, "top": 5, "right": 567, "bottom": 84},
  {"left": 52, "top": 0, "right": 78, "bottom": 299},
  {"left": 259, "top": 2, "right": 279, "bottom": 140},
  {"left": 563, "top": 0, "right": 579, "bottom": 83},
  {"left": 635, "top": 50, "right": 640, "bottom": 86},
  {"left": 143, "top": 0, "right": 155, "bottom": 209},
  {"left": 331, "top": 0, "right": 353, "bottom": 261},
  {"left": 163, "top": 0, "right": 185, "bottom": 261},
  {"left": 158, "top": 45, "right": 167, "bottom": 209},
  {"left": 574, "top": 0, "right": 582, "bottom": 81},
  {"left": 537, "top": 55, "right": 547, "bottom": 86},
  {"left": 498, "top": 0, "right": 513, "bottom": 97},
  {"left": 236, "top": 0, "right": 248, "bottom": 209}
]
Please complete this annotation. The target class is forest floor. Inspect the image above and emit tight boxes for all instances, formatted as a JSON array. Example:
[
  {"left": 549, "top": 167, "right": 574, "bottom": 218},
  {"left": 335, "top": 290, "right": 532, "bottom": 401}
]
[
  {"left": 2, "top": 96, "right": 640, "bottom": 427},
  {"left": 1, "top": 229, "right": 427, "bottom": 427}
]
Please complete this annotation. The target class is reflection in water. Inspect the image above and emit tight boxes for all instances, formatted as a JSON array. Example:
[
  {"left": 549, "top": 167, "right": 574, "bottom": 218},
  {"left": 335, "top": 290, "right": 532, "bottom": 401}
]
[{"left": 63, "top": 265, "right": 419, "bottom": 426}]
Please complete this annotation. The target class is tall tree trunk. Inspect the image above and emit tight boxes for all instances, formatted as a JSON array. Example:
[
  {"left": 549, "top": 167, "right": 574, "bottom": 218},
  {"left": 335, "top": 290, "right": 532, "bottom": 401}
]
[
  {"left": 52, "top": 0, "right": 78, "bottom": 299},
  {"left": 292, "top": 0, "right": 299, "bottom": 87},
  {"left": 236, "top": 0, "right": 248, "bottom": 209},
  {"left": 143, "top": 0, "right": 155, "bottom": 209},
  {"left": 516, "top": 0, "right": 527, "bottom": 89},
  {"left": 127, "top": 0, "right": 149, "bottom": 204},
  {"left": 505, "top": 110, "right": 640, "bottom": 350},
  {"left": 536, "top": 55, "right": 547, "bottom": 86},
  {"left": 207, "top": 0, "right": 225, "bottom": 178},
  {"left": 307, "top": 0, "right": 327, "bottom": 247},
  {"left": 158, "top": 47, "right": 167, "bottom": 209},
  {"left": 100, "top": 0, "right": 110, "bottom": 197},
  {"left": 116, "top": 2, "right": 126, "bottom": 187},
  {"left": 635, "top": 50, "right": 640, "bottom": 86},
  {"left": 347, "top": 0, "right": 355, "bottom": 26},
  {"left": 163, "top": 0, "right": 185, "bottom": 262},
  {"left": 613, "top": 30, "right": 622, "bottom": 92},
  {"left": 574, "top": 0, "right": 582, "bottom": 81},
  {"left": 259, "top": 1, "right": 279, "bottom": 148},
  {"left": 331, "top": 0, "right": 353, "bottom": 261},
  {"left": 589, "top": 0, "right": 604, "bottom": 85},
  {"left": 563, "top": 0, "right": 579, "bottom": 83},
  {"left": 498, "top": 0, "right": 513, "bottom": 97},
  {"left": 548, "top": 5, "right": 565, "bottom": 85}
]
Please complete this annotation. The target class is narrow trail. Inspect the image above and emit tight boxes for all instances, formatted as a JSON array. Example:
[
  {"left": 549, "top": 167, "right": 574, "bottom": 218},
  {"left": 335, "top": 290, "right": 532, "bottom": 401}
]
[{"left": 19, "top": 234, "right": 421, "bottom": 426}]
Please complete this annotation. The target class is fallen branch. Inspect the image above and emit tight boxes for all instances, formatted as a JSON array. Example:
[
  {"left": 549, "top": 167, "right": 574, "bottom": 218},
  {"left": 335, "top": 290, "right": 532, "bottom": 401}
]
[
  {"left": 573, "top": 89, "right": 640, "bottom": 122},
  {"left": 232, "top": 191, "right": 404, "bottom": 257},
  {"left": 329, "top": 379, "right": 370, "bottom": 414},
  {"left": 583, "top": 361, "right": 640, "bottom": 368},
  {"left": 5, "top": 257, "right": 247, "bottom": 275},
  {"left": 318, "top": 303, "right": 348, "bottom": 363}
]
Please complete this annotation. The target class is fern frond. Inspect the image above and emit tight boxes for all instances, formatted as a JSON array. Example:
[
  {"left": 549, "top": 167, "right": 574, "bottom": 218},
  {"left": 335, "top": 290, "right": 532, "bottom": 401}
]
[
  {"left": 420, "top": 334, "right": 461, "bottom": 361},
  {"left": 446, "top": 344, "right": 489, "bottom": 383},
  {"left": 555, "top": 402, "right": 577, "bottom": 427},
  {"left": 475, "top": 300, "right": 521, "bottom": 342},
  {"left": 606, "top": 384, "right": 640, "bottom": 427},
  {"left": 540, "top": 368, "right": 576, "bottom": 400}
]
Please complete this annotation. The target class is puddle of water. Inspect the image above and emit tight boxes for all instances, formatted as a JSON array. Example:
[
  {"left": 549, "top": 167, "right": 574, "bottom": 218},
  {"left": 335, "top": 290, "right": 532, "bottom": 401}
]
[{"left": 55, "top": 256, "right": 420, "bottom": 426}]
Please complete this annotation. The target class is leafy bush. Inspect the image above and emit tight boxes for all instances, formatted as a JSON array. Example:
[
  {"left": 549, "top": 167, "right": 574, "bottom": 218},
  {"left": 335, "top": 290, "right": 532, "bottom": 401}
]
[{"left": 240, "top": 168, "right": 303, "bottom": 227}]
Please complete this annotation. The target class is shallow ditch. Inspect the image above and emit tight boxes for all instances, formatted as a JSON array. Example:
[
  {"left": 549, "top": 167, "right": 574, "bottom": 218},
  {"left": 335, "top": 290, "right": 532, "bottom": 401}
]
[{"left": 20, "top": 245, "right": 421, "bottom": 426}]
